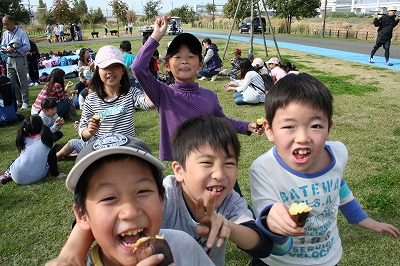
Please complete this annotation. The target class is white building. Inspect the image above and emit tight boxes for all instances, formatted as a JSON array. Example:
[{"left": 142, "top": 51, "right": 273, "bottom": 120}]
[{"left": 322, "top": 0, "right": 400, "bottom": 14}]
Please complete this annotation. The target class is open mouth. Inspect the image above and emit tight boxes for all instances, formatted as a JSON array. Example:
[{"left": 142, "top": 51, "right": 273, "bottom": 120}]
[
  {"left": 179, "top": 67, "right": 190, "bottom": 71},
  {"left": 206, "top": 186, "right": 224, "bottom": 193},
  {"left": 293, "top": 148, "right": 311, "bottom": 161},
  {"left": 118, "top": 228, "right": 147, "bottom": 248}
]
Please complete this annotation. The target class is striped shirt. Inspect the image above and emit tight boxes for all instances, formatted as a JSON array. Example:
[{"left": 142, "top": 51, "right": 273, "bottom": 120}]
[
  {"left": 33, "top": 83, "right": 67, "bottom": 110},
  {"left": 132, "top": 37, "right": 250, "bottom": 161},
  {"left": 78, "top": 87, "right": 151, "bottom": 140}
]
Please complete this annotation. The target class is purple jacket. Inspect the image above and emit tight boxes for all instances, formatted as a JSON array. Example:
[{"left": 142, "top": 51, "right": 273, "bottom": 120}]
[{"left": 132, "top": 37, "right": 250, "bottom": 161}]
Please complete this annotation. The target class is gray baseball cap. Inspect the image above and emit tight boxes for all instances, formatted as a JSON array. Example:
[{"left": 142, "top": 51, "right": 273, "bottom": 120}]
[{"left": 66, "top": 132, "right": 165, "bottom": 192}]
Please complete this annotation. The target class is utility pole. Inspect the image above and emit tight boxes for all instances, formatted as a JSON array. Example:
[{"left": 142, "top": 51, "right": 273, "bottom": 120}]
[
  {"left": 322, "top": 0, "right": 328, "bottom": 38},
  {"left": 212, "top": 0, "right": 215, "bottom": 29}
]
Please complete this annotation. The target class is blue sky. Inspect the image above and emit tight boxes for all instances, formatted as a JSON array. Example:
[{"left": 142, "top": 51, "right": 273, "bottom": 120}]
[{"left": 25, "top": 0, "right": 226, "bottom": 15}]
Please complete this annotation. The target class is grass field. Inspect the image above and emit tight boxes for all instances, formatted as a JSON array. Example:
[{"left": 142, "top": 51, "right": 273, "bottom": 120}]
[{"left": 0, "top": 37, "right": 399, "bottom": 265}]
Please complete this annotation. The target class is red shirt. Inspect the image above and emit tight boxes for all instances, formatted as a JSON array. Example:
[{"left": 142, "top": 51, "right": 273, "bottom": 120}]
[{"left": 33, "top": 83, "right": 67, "bottom": 110}]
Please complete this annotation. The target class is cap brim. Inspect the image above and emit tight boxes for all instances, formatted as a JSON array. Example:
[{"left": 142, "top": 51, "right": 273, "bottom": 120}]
[
  {"left": 167, "top": 33, "right": 202, "bottom": 55},
  {"left": 96, "top": 59, "right": 125, "bottom": 69},
  {"left": 66, "top": 146, "right": 166, "bottom": 192}
]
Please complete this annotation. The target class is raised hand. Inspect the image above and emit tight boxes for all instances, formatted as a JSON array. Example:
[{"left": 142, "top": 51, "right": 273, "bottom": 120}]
[{"left": 195, "top": 192, "right": 231, "bottom": 250}]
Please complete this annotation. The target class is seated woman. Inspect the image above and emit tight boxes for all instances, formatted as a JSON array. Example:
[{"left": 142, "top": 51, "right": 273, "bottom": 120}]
[
  {"left": 31, "top": 68, "right": 76, "bottom": 119},
  {"left": 225, "top": 58, "right": 266, "bottom": 105},
  {"left": 77, "top": 48, "right": 94, "bottom": 72},
  {"left": 196, "top": 38, "right": 222, "bottom": 82}
]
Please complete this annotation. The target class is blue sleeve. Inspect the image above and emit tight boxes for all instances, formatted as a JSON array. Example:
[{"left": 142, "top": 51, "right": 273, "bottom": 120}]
[
  {"left": 339, "top": 199, "right": 368, "bottom": 224},
  {"left": 255, "top": 204, "right": 293, "bottom": 256},
  {"left": 19, "top": 31, "right": 31, "bottom": 54}
]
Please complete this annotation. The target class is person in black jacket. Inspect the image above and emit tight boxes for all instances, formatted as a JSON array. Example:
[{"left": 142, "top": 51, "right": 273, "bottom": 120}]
[
  {"left": 27, "top": 39, "right": 40, "bottom": 86},
  {"left": 369, "top": 6, "right": 399, "bottom": 66}
]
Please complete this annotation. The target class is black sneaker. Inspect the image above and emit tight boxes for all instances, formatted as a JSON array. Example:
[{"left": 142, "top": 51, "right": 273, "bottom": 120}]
[{"left": 0, "top": 173, "right": 12, "bottom": 185}]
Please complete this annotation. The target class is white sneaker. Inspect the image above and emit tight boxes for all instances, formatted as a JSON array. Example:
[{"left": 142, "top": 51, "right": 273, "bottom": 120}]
[
  {"left": 210, "top": 75, "right": 217, "bottom": 82},
  {"left": 21, "top": 103, "right": 29, "bottom": 109},
  {"left": 199, "top": 76, "right": 207, "bottom": 80},
  {"left": 369, "top": 58, "right": 374, "bottom": 64},
  {"left": 28, "top": 82, "right": 34, "bottom": 87},
  {"left": 34, "top": 82, "right": 40, "bottom": 86}
]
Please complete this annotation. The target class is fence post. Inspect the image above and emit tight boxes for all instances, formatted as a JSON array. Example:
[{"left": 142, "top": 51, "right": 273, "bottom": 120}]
[
  {"left": 329, "top": 29, "right": 331, "bottom": 36},
  {"left": 337, "top": 30, "right": 340, "bottom": 38},
  {"left": 346, "top": 31, "right": 349, "bottom": 39},
  {"left": 356, "top": 31, "right": 358, "bottom": 39},
  {"left": 366, "top": 31, "right": 368, "bottom": 40}
]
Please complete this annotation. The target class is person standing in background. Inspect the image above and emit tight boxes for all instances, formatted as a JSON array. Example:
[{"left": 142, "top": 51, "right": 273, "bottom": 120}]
[
  {"left": 27, "top": 39, "right": 40, "bottom": 86},
  {"left": 128, "top": 21, "right": 133, "bottom": 35},
  {"left": 104, "top": 24, "right": 108, "bottom": 37},
  {"left": 1, "top": 15, "right": 31, "bottom": 109},
  {"left": 369, "top": 6, "right": 399, "bottom": 66},
  {"left": 53, "top": 23, "right": 60, "bottom": 42},
  {"left": 59, "top": 23, "right": 65, "bottom": 42},
  {"left": 69, "top": 23, "right": 75, "bottom": 42},
  {"left": 46, "top": 24, "right": 52, "bottom": 43}
]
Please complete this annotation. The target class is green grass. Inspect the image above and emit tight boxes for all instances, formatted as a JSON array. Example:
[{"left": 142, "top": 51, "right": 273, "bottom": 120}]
[{"left": 0, "top": 38, "right": 399, "bottom": 266}]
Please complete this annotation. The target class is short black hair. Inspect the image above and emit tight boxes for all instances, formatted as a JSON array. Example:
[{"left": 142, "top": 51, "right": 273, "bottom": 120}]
[
  {"left": 171, "top": 116, "right": 241, "bottom": 169},
  {"left": 41, "top": 97, "right": 57, "bottom": 110},
  {"left": 74, "top": 154, "right": 165, "bottom": 214},
  {"left": 265, "top": 73, "right": 333, "bottom": 129},
  {"left": 120, "top": 40, "right": 132, "bottom": 52}
]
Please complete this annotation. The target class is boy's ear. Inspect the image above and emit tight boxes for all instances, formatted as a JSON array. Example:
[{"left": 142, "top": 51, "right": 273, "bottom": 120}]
[
  {"left": 263, "top": 120, "right": 275, "bottom": 142},
  {"left": 73, "top": 204, "right": 91, "bottom": 231},
  {"left": 198, "top": 60, "right": 203, "bottom": 70},
  {"left": 172, "top": 161, "right": 184, "bottom": 182}
]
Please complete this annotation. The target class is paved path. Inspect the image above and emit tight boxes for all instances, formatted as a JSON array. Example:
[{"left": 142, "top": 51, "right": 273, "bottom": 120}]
[{"left": 188, "top": 29, "right": 400, "bottom": 71}]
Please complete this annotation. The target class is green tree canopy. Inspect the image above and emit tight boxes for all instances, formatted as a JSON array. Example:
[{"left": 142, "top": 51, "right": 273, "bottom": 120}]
[
  {"left": 0, "top": 0, "right": 31, "bottom": 35},
  {"left": 109, "top": 0, "right": 129, "bottom": 24},
  {"left": 72, "top": 0, "right": 88, "bottom": 24},
  {"left": 50, "top": 0, "right": 75, "bottom": 24},
  {"left": 83, "top": 7, "right": 105, "bottom": 32},
  {"left": 265, "top": 0, "right": 320, "bottom": 33},
  {"left": 143, "top": 0, "right": 162, "bottom": 22},
  {"left": 169, "top": 5, "right": 196, "bottom": 24},
  {"left": 223, "top": 0, "right": 251, "bottom": 24}
]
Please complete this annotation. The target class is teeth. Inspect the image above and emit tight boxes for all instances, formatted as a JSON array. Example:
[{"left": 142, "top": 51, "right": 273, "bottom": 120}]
[
  {"left": 208, "top": 187, "right": 223, "bottom": 192},
  {"left": 120, "top": 228, "right": 143, "bottom": 237},
  {"left": 296, "top": 149, "right": 310, "bottom": 155}
]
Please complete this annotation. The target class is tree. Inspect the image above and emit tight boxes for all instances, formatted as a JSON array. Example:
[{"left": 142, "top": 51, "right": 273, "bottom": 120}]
[
  {"left": 110, "top": 0, "right": 129, "bottom": 23},
  {"left": 205, "top": 4, "right": 216, "bottom": 16},
  {"left": 72, "top": 0, "right": 88, "bottom": 24},
  {"left": 169, "top": 5, "right": 196, "bottom": 24},
  {"left": 37, "top": 0, "right": 48, "bottom": 25},
  {"left": 109, "top": 0, "right": 129, "bottom": 36},
  {"left": 223, "top": 0, "right": 251, "bottom": 24},
  {"left": 143, "top": 0, "right": 162, "bottom": 22},
  {"left": 84, "top": 7, "right": 105, "bottom": 32},
  {"left": 126, "top": 10, "right": 137, "bottom": 23},
  {"left": 0, "top": 0, "right": 31, "bottom": 35},
  {"left": 50, "top": 0, "right": 75, "bottom": 24},
  {"left": 265, "top": 0, "right": 320, "bottom": 33}
]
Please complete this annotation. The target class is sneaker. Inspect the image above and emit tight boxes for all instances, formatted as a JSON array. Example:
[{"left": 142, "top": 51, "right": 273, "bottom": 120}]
[
  {"left": 28, "top": 82, "right": 35, "bottom": 87},
  {"left": 210, "top": 75, "right": 217, "bottom": 82},
  {"left": 34, "top": 82, "right": 40, "bottom": 86},
  {"left": 0, "top": 173, "right": 12, "bottom": 185},
  {"left": 199, "top": 76, "right": 207, "bottom": 81},
  {"left": 385, "top": 61, "right": 393, "bottom": 66},
  {"left": 369, "top": 58, "right": 374, "bottom": 64},
  {"left": 21, "top": 103, "right": 29, "bottom": 109}
]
